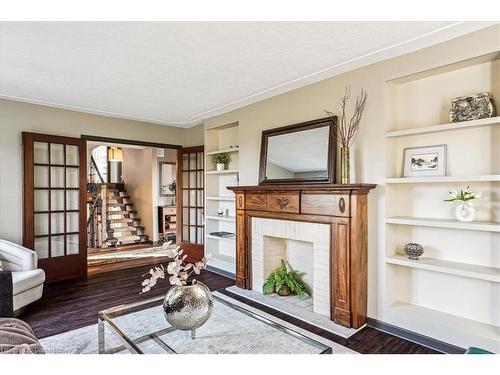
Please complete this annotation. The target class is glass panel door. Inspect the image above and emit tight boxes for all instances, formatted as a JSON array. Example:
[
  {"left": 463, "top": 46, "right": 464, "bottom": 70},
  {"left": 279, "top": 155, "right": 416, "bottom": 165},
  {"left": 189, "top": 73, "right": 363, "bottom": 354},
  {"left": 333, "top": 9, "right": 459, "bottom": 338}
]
[
  {"left": 177, "top": 146, "right": 204, "bottom": 262},
  {"left": 23, "top": 132, "right": 86, "bottom": 282}
]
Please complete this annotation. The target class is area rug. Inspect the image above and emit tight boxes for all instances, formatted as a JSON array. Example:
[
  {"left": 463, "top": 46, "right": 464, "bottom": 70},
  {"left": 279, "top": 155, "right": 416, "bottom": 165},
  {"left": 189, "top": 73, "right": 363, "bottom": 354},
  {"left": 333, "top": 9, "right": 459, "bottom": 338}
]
[
  {"left": 87, "top": 245, "right": 170, "bottom": 267},
  {"left": 39, "top": 292, "right": 356, "bottom": 354}
]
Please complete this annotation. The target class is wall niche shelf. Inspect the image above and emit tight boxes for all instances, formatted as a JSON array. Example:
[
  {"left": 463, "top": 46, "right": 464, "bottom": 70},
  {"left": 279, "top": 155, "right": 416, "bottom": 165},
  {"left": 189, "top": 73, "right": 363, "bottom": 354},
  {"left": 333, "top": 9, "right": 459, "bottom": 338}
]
[
  {"left": 386, "top": 254, "right": 500, "bottom": 283},
  {"left": 386, "top": 216, "right": 500, "bottom": 232},
  {"left": 386, "top": 116, "right": 500, "bottom": 138},
  {"left": 385, "top": 302, "right": 500, "bottom": 352},
  {"left": 206, "top": 234, "right": 236, "bottom": 243},
  {"left": 205, "top": 215, "right": 236, "bottom": 222},
  {"left": 205, "top": 122, "right": 239, "bottom": 275},
  {"left": 206, "top": 196, "right": 236, "bottom": 201},
  {"left": 386, "top": 175, "right": 500, "bottom": 184},
  {"left": 384, "top": 51, "right": 500, "bottom": 352},
  {"left": 206, "top": 169, "right": 239, "bottom": 175},
  {"left": 206, "top": 148, "right": 239, "bottom": 155}
]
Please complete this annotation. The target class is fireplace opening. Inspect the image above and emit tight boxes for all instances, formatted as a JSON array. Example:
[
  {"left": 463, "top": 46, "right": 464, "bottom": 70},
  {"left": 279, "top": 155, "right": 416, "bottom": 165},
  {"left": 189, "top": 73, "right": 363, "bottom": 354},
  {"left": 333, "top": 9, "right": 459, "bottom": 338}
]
[{"left": 262, "top": 236, "right": 314, "bottom": 310}]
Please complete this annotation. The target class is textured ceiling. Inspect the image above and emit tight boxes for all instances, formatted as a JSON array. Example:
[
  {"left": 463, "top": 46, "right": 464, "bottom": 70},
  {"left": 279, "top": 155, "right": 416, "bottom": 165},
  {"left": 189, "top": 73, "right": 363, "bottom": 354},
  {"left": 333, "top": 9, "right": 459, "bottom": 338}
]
[{"left": 0, "top": 22, "right": 493, "bottom": 127}]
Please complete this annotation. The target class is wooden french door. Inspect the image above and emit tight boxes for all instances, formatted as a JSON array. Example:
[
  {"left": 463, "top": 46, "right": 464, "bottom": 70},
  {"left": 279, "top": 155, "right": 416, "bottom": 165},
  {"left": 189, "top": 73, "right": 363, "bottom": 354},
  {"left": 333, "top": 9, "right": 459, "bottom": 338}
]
[
  {"left": 177, "top": 146, "right": 204, "bottom": 263},
  {"left": 23, "top": 132, "right": 87, "bottom": 283}
]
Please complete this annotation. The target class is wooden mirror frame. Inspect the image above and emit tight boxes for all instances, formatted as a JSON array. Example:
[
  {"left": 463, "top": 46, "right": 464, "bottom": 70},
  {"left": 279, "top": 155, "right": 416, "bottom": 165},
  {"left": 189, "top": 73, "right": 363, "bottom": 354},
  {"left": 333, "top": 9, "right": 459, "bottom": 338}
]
[
  {"left": 258, "top": 116, "right": 337, "bottom": 185},
  {"left": 159, "top": 161, "right": 177, "bottom": 197}
]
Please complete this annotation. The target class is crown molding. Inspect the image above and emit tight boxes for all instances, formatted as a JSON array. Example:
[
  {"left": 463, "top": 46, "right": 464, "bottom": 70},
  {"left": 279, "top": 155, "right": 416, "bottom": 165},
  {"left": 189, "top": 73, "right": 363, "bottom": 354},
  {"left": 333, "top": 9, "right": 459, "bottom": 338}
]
[{"left": 0, "top": 94, "right": 202, "bottom": 128}]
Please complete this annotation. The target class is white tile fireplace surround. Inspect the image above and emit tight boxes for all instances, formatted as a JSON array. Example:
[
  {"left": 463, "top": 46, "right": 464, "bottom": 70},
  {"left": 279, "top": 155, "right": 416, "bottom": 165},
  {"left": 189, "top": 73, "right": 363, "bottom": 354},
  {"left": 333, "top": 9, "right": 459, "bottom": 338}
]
[{"left": 251, "top": 217, "right": 330, "bottom": 317}]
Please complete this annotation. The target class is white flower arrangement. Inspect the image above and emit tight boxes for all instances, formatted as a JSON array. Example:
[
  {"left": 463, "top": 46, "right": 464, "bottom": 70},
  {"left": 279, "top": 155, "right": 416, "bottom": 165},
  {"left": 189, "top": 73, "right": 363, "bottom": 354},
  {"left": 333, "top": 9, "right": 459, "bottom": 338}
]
[
  {"left": 444, "top": 186, "right": 481, "bottom": 207},
  {"left": 141, "top": 241, "right": 211, "bottom": 293}
]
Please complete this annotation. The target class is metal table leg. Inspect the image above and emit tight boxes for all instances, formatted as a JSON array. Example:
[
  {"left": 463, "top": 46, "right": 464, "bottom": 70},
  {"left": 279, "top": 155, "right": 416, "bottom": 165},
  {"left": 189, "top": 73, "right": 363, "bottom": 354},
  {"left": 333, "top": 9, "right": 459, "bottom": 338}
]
[{"left": 98, "top": 316, "right": 105, "bottom": 354}]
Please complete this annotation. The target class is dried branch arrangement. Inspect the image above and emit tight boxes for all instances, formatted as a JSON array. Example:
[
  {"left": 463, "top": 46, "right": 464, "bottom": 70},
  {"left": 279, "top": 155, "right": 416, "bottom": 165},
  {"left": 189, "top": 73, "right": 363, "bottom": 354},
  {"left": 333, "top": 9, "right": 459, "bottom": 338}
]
[{"left": 325, "top": 86, "right": 368, "bottom": 148}]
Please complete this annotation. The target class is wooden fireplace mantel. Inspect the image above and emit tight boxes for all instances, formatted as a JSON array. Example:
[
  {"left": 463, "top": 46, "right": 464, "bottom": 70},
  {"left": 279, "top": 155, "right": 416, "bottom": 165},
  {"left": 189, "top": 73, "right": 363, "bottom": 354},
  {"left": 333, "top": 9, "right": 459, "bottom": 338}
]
[{"left": 227, "top": 183, "right": 376, "bottom": 329}]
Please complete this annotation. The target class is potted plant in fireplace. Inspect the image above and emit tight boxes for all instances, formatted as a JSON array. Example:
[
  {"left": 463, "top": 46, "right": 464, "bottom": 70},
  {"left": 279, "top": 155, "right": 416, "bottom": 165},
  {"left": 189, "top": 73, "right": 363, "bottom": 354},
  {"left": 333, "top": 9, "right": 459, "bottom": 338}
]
[
  {"left": 213, "top": 152, "right": 231, "bottom": 172},
  {"left": 263, "top": 260, "right": 311, "bottom": 297}
]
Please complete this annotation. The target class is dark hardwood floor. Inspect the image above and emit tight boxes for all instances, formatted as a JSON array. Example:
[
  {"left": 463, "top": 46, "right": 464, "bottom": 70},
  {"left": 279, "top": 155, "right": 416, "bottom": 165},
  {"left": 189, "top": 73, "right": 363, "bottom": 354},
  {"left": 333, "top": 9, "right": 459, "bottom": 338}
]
[{"left": 20, "top": 264, "right": 438, "bottom": 354}]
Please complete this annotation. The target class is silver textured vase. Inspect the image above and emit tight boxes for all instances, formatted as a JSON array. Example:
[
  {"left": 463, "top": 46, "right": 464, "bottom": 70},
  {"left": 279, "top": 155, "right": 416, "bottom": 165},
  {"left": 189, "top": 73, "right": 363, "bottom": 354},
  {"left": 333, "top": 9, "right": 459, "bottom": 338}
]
[{"left": 162, "top": 281, "right": 213, "bottom": 331}]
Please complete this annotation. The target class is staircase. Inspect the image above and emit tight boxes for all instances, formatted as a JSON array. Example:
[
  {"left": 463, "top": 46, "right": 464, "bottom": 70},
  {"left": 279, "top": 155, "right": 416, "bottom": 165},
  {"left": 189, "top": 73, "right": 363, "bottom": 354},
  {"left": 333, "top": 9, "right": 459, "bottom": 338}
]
[{"left": 105, "top": 183, "right": 149, "bottom": 246}]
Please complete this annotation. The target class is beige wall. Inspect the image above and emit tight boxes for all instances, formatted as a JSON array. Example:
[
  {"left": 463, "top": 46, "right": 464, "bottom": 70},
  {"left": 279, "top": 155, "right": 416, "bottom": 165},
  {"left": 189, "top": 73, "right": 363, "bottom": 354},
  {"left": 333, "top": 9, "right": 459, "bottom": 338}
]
[
  {"left": 203, "top": 25, "right": 500, "bottom": 320},
  {"left": 0, "top": 99, "right": 192, "bottom": 243},
  {"left": 122, "top": 148, "right": 155, "bottom": 240}
]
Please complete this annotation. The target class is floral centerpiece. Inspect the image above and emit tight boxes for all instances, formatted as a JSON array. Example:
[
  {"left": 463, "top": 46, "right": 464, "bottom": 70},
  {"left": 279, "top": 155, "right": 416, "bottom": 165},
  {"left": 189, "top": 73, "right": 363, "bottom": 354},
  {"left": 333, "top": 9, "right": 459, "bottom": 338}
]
[
  {"left": 141, "top": 242, "right": 213, "bottom": 332},
  {"left": 444, "top": 186, "right": 481, "bottom": 222}
]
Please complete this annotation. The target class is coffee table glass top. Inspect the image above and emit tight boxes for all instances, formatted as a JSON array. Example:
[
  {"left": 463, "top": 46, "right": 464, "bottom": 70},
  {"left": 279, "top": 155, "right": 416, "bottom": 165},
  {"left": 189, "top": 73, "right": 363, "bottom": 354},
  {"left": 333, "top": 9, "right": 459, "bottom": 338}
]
[{"left": 98, "top": 292, "right": 331, "bottom": 354}]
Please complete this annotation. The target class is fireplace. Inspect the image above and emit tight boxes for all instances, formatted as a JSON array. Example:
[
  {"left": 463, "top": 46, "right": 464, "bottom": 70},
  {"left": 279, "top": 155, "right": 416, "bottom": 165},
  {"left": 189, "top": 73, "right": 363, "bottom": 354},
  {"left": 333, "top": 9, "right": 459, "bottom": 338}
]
[
  {"left": 228, "top": 183, "right": 376, "bottom": 329},
  {"left": 252, "top": 217, "right": 330, "bottom": 317}
]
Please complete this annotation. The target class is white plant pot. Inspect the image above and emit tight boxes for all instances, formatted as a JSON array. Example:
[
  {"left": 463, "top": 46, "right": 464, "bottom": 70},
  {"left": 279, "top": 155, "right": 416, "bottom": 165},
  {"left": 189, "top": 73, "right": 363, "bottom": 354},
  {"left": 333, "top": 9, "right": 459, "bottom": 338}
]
[
  {"left": 455, "top": 202, "right": 476, "bottom": 222},
  {"left": 216, "top": 163, "right": 225, "bottom": 172}
]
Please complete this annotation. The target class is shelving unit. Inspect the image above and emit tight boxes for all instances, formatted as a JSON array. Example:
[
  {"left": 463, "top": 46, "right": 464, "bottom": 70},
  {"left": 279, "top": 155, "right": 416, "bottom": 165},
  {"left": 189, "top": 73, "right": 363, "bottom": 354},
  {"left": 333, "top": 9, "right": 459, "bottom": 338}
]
[
  {"left": 384, "top": 52, "right": 500, "bottom": 352},
  {"left": 386, "top": 216, "right": 500, "bottom": 232},
  {"left": 205, "top": 215, "right": 236, "bottom": 222},
  {"left": 386, "top": 116, "right": 500, "bottom": 138},
  {"left": 386, "top": 175, "right": 500, "bottom": 184},
  {"left": 206, "top": 148, "right": 240, "bottom": 155},
  {"left": 206, "top": 234, "right": 235, "bottom": 243},
  {"left": 386, "top": 254, "right": 500, "bottom": 283},
  {"left": 385, "top": 302, "right": 500, "bottom": 351},
  {"left": 204, "top": 122, "right": 239, "bottom": 275},
  {"left": 206, "top": 169, "right": 239, "bottom": 175},
  {"left": 206, "top": 196, "right": 236, "bottom": 202}
]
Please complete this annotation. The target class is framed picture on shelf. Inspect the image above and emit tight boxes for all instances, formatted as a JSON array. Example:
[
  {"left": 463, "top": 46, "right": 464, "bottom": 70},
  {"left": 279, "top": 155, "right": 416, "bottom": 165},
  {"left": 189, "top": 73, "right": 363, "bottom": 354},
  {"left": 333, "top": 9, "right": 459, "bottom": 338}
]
[{"left": 403, "top": 144, "right": 447, "bottom": 177}]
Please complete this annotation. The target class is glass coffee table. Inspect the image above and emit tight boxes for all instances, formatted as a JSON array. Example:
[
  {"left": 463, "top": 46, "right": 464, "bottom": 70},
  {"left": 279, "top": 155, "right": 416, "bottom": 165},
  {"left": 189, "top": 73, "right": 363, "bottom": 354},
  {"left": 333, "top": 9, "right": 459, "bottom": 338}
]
[{"left": 98, "top": 292, "right": 331, "bottom": 354}]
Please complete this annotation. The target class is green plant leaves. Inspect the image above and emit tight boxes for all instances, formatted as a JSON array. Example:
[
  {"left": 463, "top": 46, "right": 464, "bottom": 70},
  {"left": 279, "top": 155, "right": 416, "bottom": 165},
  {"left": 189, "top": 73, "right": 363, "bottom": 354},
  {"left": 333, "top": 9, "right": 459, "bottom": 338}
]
[{"left": 262, "top": 259, "right": 311, "bottom": 297}]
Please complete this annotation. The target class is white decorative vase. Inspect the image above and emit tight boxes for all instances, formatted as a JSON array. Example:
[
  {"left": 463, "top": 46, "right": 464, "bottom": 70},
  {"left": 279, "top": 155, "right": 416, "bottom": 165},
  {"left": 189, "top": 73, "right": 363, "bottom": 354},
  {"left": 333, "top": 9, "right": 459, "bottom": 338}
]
[
  {"left": 455, "top": 202, "right": 476, "bottom": 222},
  {"left": 216, "top": 163, "right": 225, "bottom": 172}
]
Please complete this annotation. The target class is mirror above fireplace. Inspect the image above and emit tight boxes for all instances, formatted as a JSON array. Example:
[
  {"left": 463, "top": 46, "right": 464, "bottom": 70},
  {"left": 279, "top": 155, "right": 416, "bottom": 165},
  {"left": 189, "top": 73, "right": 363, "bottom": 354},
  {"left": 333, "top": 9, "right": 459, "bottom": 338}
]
[{"left": 259, "top": 117, "right": 337, "bottom": 185}]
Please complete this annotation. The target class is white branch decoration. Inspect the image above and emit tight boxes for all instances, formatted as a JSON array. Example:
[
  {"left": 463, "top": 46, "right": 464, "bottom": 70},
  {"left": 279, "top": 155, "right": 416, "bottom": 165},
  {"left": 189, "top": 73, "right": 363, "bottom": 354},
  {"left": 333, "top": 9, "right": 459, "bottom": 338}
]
[
  {"left": 325, "top": 86, "right": 368, "bottom": 148},
  {"left": 140, "top": 241, "right": 211, "bottom": 293}
]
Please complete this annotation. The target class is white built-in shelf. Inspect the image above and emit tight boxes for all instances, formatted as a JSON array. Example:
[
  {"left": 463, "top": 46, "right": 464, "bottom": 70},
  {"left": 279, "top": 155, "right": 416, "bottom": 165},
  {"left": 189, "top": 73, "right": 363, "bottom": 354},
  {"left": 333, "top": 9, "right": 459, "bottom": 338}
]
[
  {"left": 207, "top": 235, "right": 236, "bottom": 243},
  {"left": 206, "top": 170, "right": 239, "bottom": 175},
  {"left": 205, "top": 215, "right": 236, "bottom": 222},
  {"left": 386, "top": 116, "right": 500, "bottom": 138},
  {"left": 206, "top": 196, "right": 236, "bottom": 201},
  {"left": 386, "top": 175, "right": 500, "bottom": 184},
  {"left": 386, "top": 301, "right": 500, "bottom": 352},
  {"left": 386, "top": 254, "right": 500, "bottom": 283},
  {"left": 386, "top": 216, "right": 500, "bottom": 232},
  {"left": 206, "top": 148, "right": 240, "bottom": 155},
  {"left": 208, "top": 255, "right": 236, "bottom": 274}
]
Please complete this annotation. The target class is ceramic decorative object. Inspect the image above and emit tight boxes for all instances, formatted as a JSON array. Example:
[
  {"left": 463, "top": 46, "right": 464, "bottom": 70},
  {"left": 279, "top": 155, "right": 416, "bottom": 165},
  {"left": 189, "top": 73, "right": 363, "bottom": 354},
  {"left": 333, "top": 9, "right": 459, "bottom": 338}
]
[
  {"left": 217, "top": 208, "right": 224, "bottom": 216},
  {"left": 445, "top": 186, "right": 480, "bottom": 222},
  {"left": 449, "top": 92, "right": 495, "bottom": 122},
  {"left": 455, "top": 202, "right": 476, "bottom": 222},
  {"left": 163, "top": 281, "right": 213, "bottom": 331},
  {"left": 216, "top": 163, "right": 225, "bottom": 172},
  {"left": 404, "top": 243, "right": 424, "bottom": 260}
]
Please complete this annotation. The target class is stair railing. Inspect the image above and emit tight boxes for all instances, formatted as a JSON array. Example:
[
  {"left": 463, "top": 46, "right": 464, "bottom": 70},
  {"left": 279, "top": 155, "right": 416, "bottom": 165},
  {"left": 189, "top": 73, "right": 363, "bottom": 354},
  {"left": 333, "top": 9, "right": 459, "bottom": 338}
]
[
  {"left": 87, "top": 192, "right": 102, "bottom": 248},
  {"left": 90, "top": 155, "right": 105, "bottom": 184}
]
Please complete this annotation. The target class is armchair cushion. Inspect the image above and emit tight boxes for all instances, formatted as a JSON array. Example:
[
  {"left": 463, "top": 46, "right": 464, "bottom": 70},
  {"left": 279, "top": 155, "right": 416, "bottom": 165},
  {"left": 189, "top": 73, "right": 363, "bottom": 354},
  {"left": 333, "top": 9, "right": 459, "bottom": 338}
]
[{"left": 12, "top": 270, "right": 45, "bottom": 296}]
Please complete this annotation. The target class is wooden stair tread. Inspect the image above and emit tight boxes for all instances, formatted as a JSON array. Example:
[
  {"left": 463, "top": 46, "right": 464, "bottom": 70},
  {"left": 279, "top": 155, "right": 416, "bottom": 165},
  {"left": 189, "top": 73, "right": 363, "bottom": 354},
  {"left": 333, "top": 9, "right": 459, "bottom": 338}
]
[{"left": 108, "top": 218, "right": 141, "bottom": 222}]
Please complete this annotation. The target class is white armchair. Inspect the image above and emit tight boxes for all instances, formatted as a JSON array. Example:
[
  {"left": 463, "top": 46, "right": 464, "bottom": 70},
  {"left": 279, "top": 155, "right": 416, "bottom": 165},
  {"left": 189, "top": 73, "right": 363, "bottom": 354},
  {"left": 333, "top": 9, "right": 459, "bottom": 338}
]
[{"left": 0, "top": 239, "right": 46, "bottom": 314}]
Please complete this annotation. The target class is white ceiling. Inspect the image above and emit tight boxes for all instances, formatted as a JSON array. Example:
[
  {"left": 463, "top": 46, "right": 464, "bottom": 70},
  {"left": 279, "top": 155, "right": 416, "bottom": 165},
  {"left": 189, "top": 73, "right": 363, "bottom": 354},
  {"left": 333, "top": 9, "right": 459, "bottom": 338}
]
[{"left": 0, "top": 22, "right": 494, "bottom": 127}]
